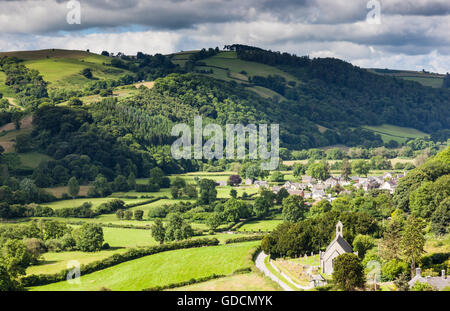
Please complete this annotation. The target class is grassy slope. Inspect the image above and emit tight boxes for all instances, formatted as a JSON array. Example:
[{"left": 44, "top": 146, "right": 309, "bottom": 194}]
[
  {"left": 30, "top": 241, "right": 259, "bottom": 291},
  {"left": 24, "top": 229, "right": 256, "bottom": 276},
  {"left": 0, "top": 49, "right": 131, "bottom": 91},
  {"left": 362, "top": 124, "right": 428, "bottom": 144}
]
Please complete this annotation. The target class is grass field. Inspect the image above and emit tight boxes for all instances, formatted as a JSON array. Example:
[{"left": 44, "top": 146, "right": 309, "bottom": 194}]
[
  {"left": 169, "top": 272, "right": 280, "bottom": 291},
  {"left": 200, "top": 52, "right": 300, "bottom": 85},
  {"left": 363, "top": 124, "right": 428, "bottom": 144},
  {"left": 26, "top": 248, "right": 128, "bottom": 276},
  {"left": 17, "top": 152, "right": 53, "bottom": 169},
  {"left": 23, "top": 226, "right": 256, "bottom": 277},
  {"left": 0, "top": 49, "right": 130, "bottom": 91},
  {"left": 30, "top": 241, "right": 259, "bottom": 291}
]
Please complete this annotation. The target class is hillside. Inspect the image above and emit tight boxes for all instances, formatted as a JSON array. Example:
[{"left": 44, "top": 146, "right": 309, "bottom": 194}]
[
  {"left": 0, "top": 49, "right": 131, "bottom": 91},
  {"left": 1, "top": 45, "right": 449, "bottom": 157}
]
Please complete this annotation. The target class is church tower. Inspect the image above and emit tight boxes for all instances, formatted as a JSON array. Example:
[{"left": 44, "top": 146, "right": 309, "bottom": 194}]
[{"left": 336, "top": 220, "right": 343, "bottom": 238}]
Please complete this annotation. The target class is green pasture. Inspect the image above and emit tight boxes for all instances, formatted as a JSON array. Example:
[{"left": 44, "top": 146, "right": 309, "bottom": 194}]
[{"left": 30, "top": 241, "right": 259, "bottom": 291}]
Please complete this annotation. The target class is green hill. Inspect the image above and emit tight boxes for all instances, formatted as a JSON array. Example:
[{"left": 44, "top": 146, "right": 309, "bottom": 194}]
[{"left": 0, "top": 49, "right": 131, "bottom": 91}]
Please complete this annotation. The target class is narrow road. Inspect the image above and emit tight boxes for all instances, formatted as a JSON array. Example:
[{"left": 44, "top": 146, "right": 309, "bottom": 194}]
[{"left": 254, "top": 251, "right": 294, "bottom": 291}]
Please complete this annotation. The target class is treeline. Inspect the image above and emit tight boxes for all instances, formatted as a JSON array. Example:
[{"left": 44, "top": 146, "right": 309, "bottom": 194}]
[
  {"left": 261, "top": 210, "right": 379, "bottom": 258},
  {"left": 109, "top": 52, "right": 183, "bottom": 81}
]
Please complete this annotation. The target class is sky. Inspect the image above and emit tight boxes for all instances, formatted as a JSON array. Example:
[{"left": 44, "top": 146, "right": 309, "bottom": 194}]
[{"left": 0, "top": 0, "right": 449, "bottom": 73}]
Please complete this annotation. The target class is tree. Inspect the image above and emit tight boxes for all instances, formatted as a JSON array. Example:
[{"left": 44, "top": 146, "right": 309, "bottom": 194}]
[
  {"left": 124, "top": 210, "right": 133, "bottom": 220},
  {"left": 306, "top": 162, "right": 330, "bottom": 181},
  {"left": 341, "top": 158, "right": 352, "bottom": 180},
  {"left": 227, "top": 175, "right": 242, "bottom": 186},
  {"left": 223, "top": 198, "right": 249, "bottom": 222},
  {"left": 116, "top": 209, "right": 124, "bottom": 220},
  {"left": 352, "top": 234, "right": 375, "bottom": 258},
  {"left": 67, "top": 177, "right": 80, "bottom": 199},
  {"left": 170, "top": 186, "right": 181, "bottom": 199},
  {"left": 134, "top": 209, "right": 144, "bottom": 221},
  {"left": 113, "top": 175, "right": 129, "bottom": 192},
  {"left": 172, "top": 177, "right": 186, "bottom": 189},
  {"left": 293, "top": 163, "right": 306, "bottom": 179},
  {"left": 151, "top": 219, "right": 166, "bottom": 244},
  {"left": 379, "top": 220, "right": 402, "bottom": 261},
  {"left": 332, "top": 253, "right": 365, "bottom": 291},
  {"left": 207, "top": 212, "right": 222, "bottom": 230},
  {"left": 253, "top": 196, "right": 270, "bottom": 218},
  {"left": 269, "top": 171, "right": 284, "bottom": 182},
  {"left": 431, "top": 197, "right": 450, "bottom": 235},
  {"left": 68, "top": 97, "right": 83, "bottom": 106},
  {"left": 165, "top": 213, "right": 193, "bottom": 242},
  {"left": 309, "top": 199, "right": 331, "bottom": 217},
  {"left": 393, "top": 272, "right": 410, "bottom": 291},
  {"left": 282, "top": 195, "right": 307, "bottom": 222},
  {"left": 401, "top": 216, "right": 425, "bottom": 278},
  {"left": 409, "top": 181, "right": 435, "bottom": 218},
  {"left": 149, "top": 167, "right": 170, "bottom": 188},
  {"left": 275, "top": 188, "right": 289, "bottom": 205},
  {"left": 183, "top": 184, "right": 198, "bottom": 199},
  {"left": 74, "top": 223, "right": 104, "bottom": 252},
  {"left": 229, "top": 189, "right": 237, "bottom": 198},
  {"left": 0, "top": 239, "right": 33, "bottom": 277},
  {"left": 81, "top": 68, "right": 93, "bottom": 79},
  {"left": 352, "top": 160, "right": 370, "bottom": 177},
  {"left": 198, "top": 179, "right": 217, "bottom": 205},
  {"left": 127, "top": 172, "right": 136, "bottom": 190}
]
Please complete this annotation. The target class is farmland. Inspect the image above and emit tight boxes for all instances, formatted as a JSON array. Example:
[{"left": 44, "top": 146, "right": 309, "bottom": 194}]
[{"left": 31, "top": 241, "right": 259, "bottom": 291}]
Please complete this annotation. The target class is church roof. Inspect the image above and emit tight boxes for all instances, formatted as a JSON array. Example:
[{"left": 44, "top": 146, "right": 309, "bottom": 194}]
[{"left": 324, "top": 235, "right": 353, "bottom": 254}]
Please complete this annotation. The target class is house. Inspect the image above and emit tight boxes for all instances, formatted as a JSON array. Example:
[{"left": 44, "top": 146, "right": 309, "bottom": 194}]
[
  {"left": 324, "top": 177, "right": 339, "bottom": 188},
  {"left": 288, "top": 190, "right": 304, "bottom": 197},
  {"left": 380, "top": 180, "right": 397, "bottom": 194},
  {"left": 244, "top": 178, "right": 253, "bottom": 185},
  {"left": 254, "top": 180, "right": 269, "bottom": 188},
  {"left": 215, "top": 181, "right": 227, "bottom": 187},
  {"left": 302, "top": 175, "right": 316, "bottom": 184},
  {"left": 271, "top": 186, "right": 282, "bottom": 193},
  {"left": 408, "top": 268, "right": 450, "bottom": 291},
  {"left": 382, "top": 172, "right": 394, "bottom": 180},
  {"left": 312, "top": 189, "right": 326, "bottom": 200},
  {"left": 320, "top": 221, "right": 354, "bottom": 275}
]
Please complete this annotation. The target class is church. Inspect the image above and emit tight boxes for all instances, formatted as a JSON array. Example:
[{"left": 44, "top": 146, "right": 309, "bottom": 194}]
[{"left": 320, "top": 221, "right": 355, "bottom": 275}]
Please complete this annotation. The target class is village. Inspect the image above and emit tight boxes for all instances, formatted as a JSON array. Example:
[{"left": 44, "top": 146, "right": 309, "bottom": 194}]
[{"left": 237, "top": 171, "right": 405, "bottom": 203}]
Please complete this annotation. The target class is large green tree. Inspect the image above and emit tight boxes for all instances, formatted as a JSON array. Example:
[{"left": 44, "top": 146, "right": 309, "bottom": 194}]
[
  {"left": 332, "top": 253, "right": 365, "bottom": 291},
  {"left": 400, "top": 216, "right": 425, "bottom": 278}
]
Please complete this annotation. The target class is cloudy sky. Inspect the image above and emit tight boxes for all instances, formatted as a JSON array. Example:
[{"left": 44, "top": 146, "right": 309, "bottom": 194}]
[{"left": 0, "top": 0, "right": 449, "bottom": 73}]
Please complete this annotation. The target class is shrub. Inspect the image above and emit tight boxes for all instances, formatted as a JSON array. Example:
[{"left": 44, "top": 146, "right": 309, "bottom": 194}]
[{"left": 381, "top": 259, "right": 408, "bottom": 281}]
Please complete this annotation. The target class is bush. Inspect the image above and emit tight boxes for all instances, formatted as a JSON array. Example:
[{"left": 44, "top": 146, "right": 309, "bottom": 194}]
[
  {"left": 224, "top": 235, "right": 265, "bottom": 244},
  {"left": 381, "top": 259, "right": 408, "bottom": 281}
]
